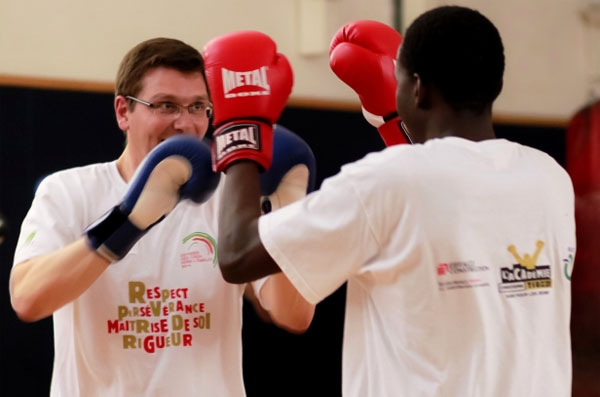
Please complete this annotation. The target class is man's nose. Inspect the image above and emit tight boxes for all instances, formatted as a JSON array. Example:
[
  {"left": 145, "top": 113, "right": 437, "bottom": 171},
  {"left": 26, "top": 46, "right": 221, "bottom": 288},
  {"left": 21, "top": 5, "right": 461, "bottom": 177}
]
[{"left": 172, "top": 109, "right": 196, "bottom": 131}]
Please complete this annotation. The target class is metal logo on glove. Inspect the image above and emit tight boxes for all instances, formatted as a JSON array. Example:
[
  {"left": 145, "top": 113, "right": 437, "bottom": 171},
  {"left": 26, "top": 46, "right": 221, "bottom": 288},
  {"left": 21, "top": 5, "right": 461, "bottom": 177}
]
[
  {"left": 222, "top": 67, "right": 270, "bottom": 98},
  {"left": 214, "top": 124, "right": 260, "bottom": 161}
]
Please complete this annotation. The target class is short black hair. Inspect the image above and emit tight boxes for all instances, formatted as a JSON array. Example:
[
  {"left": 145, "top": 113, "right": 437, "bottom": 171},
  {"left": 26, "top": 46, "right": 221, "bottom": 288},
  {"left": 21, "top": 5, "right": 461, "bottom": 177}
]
[{"left": 399, "top": 6, "right": 504, "bottom": 114}]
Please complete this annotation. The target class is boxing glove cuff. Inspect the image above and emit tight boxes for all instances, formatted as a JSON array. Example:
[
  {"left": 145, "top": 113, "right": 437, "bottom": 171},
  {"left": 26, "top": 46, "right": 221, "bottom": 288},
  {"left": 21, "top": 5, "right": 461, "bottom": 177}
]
[
  {"left": 362, "top": 107, "right": 410, "bottom": 146},
  {"left": 378, "top": 116, "right": 411, "bottom": 146},
  {"left": 85, "top": 205, "right": 146, "bottom": 262},
  {"left": 212, "top": 119, "right": 273, "bottom": 172}
]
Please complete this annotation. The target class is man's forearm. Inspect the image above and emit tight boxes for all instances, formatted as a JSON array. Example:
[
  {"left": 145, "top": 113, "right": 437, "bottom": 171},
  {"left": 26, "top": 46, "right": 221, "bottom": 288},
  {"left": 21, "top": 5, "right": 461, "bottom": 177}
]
[
  {"left": 260, "top": 273, "right": 315, "bottom": 333},
  {"left": 10, "top": 238, "right": 110, "bottom": 322},
  {"left": 218, "top": 161, "right": 280, "bottom": 283}
]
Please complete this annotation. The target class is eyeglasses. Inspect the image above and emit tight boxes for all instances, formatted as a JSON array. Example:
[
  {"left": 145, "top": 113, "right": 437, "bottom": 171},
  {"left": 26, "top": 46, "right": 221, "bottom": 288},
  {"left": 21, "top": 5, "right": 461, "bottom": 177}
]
[{"left": 126, "top": 95, "right": 213, "bottom": 119}]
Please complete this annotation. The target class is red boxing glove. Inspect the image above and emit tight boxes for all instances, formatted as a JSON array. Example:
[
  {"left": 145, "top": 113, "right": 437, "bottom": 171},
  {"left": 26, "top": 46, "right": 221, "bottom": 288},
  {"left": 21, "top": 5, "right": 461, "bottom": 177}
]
[
  {"left": 204, "top": 31, "right": 293, "bottom": 172},
  {"left": 330, "top": 20, "right": 409, "bottom": 146}
]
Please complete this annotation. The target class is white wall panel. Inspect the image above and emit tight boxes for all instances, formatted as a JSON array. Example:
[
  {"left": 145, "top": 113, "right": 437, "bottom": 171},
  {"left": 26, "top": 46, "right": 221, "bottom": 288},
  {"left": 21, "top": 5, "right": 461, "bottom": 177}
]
[{"left": 0, "top": 0, "right": 594, "bottom": 121}]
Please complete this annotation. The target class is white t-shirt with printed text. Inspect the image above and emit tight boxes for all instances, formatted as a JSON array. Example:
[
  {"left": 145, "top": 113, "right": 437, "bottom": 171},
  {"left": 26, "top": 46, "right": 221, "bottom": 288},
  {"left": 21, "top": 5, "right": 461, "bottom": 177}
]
[
  {"left": 259, "top": 137, "right": 575, "bottom": 397},
  {"left": 14, "top": 161, "right": 254, "bottom": 397}
]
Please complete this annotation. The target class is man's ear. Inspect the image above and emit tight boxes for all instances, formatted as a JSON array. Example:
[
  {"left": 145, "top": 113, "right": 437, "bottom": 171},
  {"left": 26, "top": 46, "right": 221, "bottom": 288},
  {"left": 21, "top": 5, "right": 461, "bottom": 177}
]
[
  {"left": 413, "top": 73, "right": 431, "bottom": 110},
  {"left": 114, "top": 95, "right": 130, "bottom": 131}
]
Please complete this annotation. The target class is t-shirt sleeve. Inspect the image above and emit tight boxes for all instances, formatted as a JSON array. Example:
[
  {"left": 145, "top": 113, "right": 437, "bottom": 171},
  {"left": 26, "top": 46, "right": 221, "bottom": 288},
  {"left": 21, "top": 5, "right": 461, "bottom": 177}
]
[
  {"left": 258, "top": 168, "right": 381, "bottom": 304},
  {"left": 13, "top": 175, "right": 82, "bottom": 266}
]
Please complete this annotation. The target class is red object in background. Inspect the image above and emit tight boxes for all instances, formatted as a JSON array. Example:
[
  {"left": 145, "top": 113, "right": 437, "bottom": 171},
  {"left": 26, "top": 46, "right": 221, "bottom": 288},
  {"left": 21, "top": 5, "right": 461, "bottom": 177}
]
[
  {"left": 567, "top": 100, "right": 600, "bottom": 196},
  {"left": 565, "top": 99, "right": 600, "bottom": 397}
]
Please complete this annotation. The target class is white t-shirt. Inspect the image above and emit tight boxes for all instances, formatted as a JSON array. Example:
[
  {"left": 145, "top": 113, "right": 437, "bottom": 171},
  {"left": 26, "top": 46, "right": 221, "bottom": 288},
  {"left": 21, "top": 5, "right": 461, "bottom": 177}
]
[
  {"left": 14, "top": 161, "right": 256, "bottom": 397},
  {"left": 259, "top": 137, "right": 575, "bottom": 397}
]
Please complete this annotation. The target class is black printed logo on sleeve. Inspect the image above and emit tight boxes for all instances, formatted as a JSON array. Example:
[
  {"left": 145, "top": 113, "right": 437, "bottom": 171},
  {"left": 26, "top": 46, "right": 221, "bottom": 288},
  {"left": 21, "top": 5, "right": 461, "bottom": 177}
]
[{"left": 214, "top": 124, "right": 260, "bottom": 161}]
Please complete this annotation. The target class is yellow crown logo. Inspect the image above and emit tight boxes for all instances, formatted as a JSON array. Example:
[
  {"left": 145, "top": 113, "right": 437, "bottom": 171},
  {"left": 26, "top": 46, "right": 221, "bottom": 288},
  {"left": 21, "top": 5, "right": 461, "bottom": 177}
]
[{"left": 507, "top": 240, "right": 544, "bottom": 270}]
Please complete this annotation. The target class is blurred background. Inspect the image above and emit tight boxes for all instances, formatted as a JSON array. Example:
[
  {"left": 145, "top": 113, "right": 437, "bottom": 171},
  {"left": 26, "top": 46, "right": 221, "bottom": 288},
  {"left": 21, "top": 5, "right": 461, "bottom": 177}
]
[{"left": 1, "top": 0, "right": 599, "bottom": 395}]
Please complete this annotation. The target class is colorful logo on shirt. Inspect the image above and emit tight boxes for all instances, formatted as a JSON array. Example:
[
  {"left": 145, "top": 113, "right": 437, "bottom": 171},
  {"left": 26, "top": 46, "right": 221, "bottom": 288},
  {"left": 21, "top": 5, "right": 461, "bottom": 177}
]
[
  {"left": 563, "top": 247, "right": 575, "bottom": 281},
  {"left": 24, "top": 231, "right": 36, "bottom": 245},
  {"left": 498, "top": 240, "right": 552, "bottom": 297},
  {"left": 436, "top": 260, "right": 491, "bottom": 291},
  {"left": 107, "top": 281, "right": 212, "bottom": 354},
  {"left": 437, "top": 263, "right": 450, "bottom": 275},
  {"left": 180, "top": 232, "right": 217, "bottom": 268}
]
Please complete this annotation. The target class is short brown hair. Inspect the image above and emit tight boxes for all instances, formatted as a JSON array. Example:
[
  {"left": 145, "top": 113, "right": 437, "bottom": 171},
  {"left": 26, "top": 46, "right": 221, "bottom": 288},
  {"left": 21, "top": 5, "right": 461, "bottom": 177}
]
[{"left": 115, "top": 37, "right": 208, "bottom": 100}]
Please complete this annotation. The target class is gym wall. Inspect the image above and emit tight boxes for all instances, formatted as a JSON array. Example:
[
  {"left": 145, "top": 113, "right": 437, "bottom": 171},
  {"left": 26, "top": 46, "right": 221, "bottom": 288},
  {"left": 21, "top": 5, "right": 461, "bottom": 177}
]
[{"left": 0, "top": 0, "right": 595, "bottom": 121}]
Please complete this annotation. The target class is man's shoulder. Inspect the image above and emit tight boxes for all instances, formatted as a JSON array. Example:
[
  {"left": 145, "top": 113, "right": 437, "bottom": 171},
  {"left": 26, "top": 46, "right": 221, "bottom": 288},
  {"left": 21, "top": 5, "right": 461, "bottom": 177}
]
[
  {"left": 47, "top": 161, "right": 115, "bottom": 179},
  {"left": 36, "top": 161, "right": 119, "bottom": 192}
]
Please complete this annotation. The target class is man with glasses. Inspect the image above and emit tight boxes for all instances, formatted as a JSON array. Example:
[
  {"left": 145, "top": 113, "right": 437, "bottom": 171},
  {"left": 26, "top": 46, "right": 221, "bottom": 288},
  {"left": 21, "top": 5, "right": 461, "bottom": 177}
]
[{"left": 9, "top": 37, "right": 314, "bottom": 396}]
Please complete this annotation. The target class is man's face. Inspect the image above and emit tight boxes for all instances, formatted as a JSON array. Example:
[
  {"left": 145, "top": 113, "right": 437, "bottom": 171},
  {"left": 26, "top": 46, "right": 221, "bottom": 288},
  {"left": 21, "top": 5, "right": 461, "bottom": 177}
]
[{"left": 116, "top": 66, "right": 211, "bottom": 165}]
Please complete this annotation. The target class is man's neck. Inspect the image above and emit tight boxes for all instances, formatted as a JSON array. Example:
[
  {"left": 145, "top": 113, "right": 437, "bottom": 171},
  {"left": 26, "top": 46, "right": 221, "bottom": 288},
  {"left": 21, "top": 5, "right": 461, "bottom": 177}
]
[
  {"left": 423, "top": 107, "right": 496, "bottom": 143},
  {"left": 115, "top": 147, "right": 140, "bottom": 183}
]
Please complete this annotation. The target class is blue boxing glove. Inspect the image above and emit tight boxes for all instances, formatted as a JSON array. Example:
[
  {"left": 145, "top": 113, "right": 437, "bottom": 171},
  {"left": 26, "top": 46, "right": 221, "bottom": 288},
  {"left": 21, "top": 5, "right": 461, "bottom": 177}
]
[
  {"left": 85, "top": 134, "right": 220, "bottom": 262},
  {"left": 259, "top": 124, "right": 317, "bottom": 214}
]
